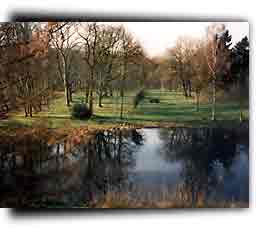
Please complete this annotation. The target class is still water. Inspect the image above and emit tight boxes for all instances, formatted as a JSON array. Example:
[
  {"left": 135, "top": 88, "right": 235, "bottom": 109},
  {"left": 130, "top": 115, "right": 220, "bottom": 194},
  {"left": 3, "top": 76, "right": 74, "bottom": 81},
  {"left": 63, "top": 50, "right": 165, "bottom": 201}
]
[
  {"left": 130, "top": 128, "right": 248, "bottom": 203},
  {"left": 0, "top": 127, "right": 249, "bottom": 207}
]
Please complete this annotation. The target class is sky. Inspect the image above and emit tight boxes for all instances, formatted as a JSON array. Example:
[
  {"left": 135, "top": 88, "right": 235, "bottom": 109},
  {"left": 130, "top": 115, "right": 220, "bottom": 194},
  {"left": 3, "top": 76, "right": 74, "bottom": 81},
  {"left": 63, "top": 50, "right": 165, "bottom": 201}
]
[{"left": 109, "top": 22, "right": 249, "bottom": 57}]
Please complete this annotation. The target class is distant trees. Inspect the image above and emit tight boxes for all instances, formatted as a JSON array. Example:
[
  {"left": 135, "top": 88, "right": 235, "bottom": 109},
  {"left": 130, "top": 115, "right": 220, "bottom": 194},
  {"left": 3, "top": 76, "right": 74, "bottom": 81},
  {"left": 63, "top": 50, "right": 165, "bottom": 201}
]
[
  {"left": 149, "top": 56, "right": 172, "bottom": 91},
  {"left": 191, "top": 40, "right": 209, "bottom": 111},
  {"left": 168, "top": 36, "right": 209, "bottom": 111},
  {"left": 166, "top": 24, "right": 235, "bottom": 119},
  {"left": 118, "top": 27, "right": 144, "bottom": 119},
  {"left": 172, "top": 37, "right": 193, "bottom": 98}
]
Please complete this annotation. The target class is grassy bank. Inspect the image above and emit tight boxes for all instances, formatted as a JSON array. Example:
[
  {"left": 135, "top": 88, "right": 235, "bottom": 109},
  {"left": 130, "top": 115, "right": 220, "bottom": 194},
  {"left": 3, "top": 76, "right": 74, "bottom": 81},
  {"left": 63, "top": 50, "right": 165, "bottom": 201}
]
[{"left": 0, "top": 89, "right": 249, "bottom": 130}]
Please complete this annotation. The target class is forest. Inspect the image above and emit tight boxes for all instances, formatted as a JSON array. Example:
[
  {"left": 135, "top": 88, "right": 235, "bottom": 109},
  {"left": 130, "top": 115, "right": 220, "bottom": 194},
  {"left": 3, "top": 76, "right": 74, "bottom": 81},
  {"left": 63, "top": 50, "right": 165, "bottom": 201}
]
[{"left": 0, "top": 22, "right": 249, "bottom": 128}]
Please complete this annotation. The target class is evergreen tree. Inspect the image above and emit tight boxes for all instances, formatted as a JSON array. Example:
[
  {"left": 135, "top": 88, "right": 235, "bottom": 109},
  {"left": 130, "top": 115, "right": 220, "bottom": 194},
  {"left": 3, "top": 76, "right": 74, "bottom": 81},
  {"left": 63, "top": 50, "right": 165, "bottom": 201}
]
[{"left": 231, "top": 36, "right": 249, "bottom": 121}]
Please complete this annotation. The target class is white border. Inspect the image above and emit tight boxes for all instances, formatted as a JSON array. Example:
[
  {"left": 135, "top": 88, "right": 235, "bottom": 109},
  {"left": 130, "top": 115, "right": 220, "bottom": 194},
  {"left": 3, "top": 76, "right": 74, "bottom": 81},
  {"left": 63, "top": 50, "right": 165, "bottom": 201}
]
[{"left": 0, "top": 1, "right": 256, "bottom": 228}]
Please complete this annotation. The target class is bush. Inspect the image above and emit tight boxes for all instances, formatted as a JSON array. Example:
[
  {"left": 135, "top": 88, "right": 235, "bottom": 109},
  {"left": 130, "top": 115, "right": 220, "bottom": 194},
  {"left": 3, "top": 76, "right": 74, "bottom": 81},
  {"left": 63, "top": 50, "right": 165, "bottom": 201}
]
[
  {"left": 71, "top": 103, "right": 92, "bottom": 120},
  {"left": 133, "top": 89, "right": 145, "bottom": 108},
  {"left": 149, "top": 98, "right": 160, "bottom": 103}
]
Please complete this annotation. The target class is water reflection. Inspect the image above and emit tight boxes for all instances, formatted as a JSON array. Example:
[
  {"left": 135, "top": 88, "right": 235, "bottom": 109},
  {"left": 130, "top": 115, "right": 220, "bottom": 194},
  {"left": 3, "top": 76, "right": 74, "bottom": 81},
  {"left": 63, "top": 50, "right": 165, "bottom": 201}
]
[
  {"left": 0, "top": 126, "right": 249, "bottom": 207},
  {"left": 0, "top": 128, "right": 143, "bottom": 207},
  {"left": 159, "top": 127, "right": 249, "bottom": 203}
]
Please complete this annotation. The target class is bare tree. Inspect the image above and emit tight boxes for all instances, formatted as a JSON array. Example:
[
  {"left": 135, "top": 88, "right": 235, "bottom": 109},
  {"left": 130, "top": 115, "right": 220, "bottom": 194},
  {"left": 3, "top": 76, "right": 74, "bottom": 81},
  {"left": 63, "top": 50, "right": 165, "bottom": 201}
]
[
  {"left": 206, "top": 23, "right": 232, "bottom": 120},
  {"left": 51, "top": 22, "right": 79, "bottom": 106},
  {"left": 0, "top": 22, "right": 51, "bottom": 117},
  {"left": 173, "top": 37, "right": 195, "bottom": 98},
  {"left": 78, "top": 23, "right": 100, "bottom": 113},
  {"left": 94, "top": 24, "right": 123, "bottom": 107},
  {"left": 191, "top": 39, "right": 209, "bottom": 111}
]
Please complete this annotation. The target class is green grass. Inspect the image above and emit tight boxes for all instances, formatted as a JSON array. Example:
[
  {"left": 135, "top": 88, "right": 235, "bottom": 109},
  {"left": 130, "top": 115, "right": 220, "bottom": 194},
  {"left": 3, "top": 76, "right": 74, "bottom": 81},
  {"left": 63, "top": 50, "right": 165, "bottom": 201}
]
[{"left": 0, "top": 89, "right": 249, "bottom": 129}]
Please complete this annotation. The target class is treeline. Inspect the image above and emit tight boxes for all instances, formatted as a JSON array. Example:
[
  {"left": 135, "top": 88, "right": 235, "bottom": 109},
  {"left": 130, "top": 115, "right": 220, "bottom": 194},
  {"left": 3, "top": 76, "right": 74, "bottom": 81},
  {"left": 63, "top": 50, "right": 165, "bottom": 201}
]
[
  {"left": 0, "top": 22, "right": 249, "bottom": 121},
  {"left": 0, "top": 22, "right": 151, "bottom": 119},
  {"left": 149, "top": 23, "right": 249, "bottom": 121},
  {"left": 0, "top": 22, "right": 51, "bottom": 117}
]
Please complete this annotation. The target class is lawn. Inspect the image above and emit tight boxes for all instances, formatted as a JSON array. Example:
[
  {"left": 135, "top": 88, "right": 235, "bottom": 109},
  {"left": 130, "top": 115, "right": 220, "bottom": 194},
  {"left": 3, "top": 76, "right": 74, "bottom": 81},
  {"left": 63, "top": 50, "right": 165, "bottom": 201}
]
[{"left": 0, "top": 89, "right": 249, "bottom": 129}]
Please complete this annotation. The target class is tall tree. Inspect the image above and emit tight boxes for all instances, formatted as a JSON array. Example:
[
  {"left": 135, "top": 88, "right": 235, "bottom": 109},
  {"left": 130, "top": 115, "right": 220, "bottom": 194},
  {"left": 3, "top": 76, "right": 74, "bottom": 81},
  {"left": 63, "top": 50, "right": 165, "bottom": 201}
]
[
  {"left": 94, "top": 24, "right": 123, "bottom": 107},
  {"left": 78, "top": 22, "right": 100, "bottom": 113},
  {"left": 191, "top": 39, "right": 209, "bottom": 111},
  {"left": 172, "top": 37, "right": 195, "bottom": 98},
  {"left": 231, "top": 36, "right": 249, "bottom": 121},
  {"left": 51, "top": 22, "right": 78, "bottom": 106},
  {"left": 206, "top": 24, "right": 232, "bottom": 120}
]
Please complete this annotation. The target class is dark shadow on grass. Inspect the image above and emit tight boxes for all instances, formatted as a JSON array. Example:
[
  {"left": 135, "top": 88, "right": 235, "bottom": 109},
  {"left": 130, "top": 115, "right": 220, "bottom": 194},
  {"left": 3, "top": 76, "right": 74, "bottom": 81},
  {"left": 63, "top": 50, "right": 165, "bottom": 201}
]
[{"left": 91, "top": 114, "right": 248, "bottom": 128}]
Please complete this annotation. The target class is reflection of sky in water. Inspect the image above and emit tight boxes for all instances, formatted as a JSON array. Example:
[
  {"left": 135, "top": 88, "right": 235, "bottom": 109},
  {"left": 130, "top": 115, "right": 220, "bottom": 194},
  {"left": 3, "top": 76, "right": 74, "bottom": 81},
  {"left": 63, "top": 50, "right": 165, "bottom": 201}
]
[
  {"left": 222, "top": 151, "right": 249, "bottom": 201},
  {"left": 134, "top": 129, "right": 182, "bottom": 173},
  {"left": 130, "top": 128, "right": 249, "bottom": 202},
  {"left": 131, "top": 129, "right": 183, "bottom": 190}
]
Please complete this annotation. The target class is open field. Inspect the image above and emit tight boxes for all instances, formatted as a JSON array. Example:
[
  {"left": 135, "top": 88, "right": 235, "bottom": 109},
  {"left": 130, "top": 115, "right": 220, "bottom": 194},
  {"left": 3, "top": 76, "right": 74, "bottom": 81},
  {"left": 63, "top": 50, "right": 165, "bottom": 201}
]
[{"left": 0, "top": 89, "right": 249, "bottom": 129}]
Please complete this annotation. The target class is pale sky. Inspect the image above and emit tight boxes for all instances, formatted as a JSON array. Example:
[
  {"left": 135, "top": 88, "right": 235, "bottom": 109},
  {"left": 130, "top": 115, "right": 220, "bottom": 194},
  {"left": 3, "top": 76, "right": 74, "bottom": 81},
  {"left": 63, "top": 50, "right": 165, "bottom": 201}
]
[{"left": 108, "top": 22, "right": 249, "bottom": 57}]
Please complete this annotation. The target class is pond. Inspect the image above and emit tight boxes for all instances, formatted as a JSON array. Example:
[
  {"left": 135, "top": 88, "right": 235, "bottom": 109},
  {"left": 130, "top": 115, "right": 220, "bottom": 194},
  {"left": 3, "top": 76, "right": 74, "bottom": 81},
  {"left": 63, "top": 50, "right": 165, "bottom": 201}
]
[
  {"left": 130, "top": 128, "right": 249, "bottom": 205},
  {"left": 0, "top": 126, "right": 249, "bottom": 208}
]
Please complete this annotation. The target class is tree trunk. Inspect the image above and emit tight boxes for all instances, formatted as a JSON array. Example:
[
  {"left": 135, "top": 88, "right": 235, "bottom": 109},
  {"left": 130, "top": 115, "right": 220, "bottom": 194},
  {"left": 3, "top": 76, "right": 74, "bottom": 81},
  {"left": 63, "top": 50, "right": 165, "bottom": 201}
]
[
  {"left": 89, "top": 69, "right": 94, "bottom": 113},
  {"left": 29, "top": 104, "right": 33, "bottom": 117},
  {"left": 98, "top": 91, "right": 103, "bottom": 108},
  {"left": 182, "top": 79, "right": 188, "bottom": 98},
  {"left": 109, "top": 88, "right": 113, "bottom": 97},
  {"left": 211, "top": 77, "right": 216, "bottom": 121},
  {"left": 120, "top": 89, "right": 124, "bottom": 120},
  {"left": 24, "top": 104, "right": 28, "bottom": 117},
  {"left": 68, "top": 87, "right": 73, "bottom": 102},
  {"left": 64, "top": 82, "right": 70, "bottom": 106},
  {"left": 196, "top": 91, "right": 200, "bottom": 112},
  {"left": 62, "top": 58, "right": 70, "bottom": 106},
  {"left": 120, "top": 63, "right": 126, "bottom": 120},
  {"left": 89, "top": 90, "right": 93, "bottom": 113},
  {"left": 85, "top": 86, "right": 89, "bottom": 103},
  {"left": 188, "top": 80, "right": 192, "bottom": 97}
]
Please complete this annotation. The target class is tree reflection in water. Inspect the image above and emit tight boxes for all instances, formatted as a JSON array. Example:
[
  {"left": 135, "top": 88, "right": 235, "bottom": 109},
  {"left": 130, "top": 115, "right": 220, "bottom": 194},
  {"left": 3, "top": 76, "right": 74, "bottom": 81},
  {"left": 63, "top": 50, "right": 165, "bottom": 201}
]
[
  {"left": 0, "top": 128, "right": 143, "bottom": 207},
  {"left": 0, "top": 126, "right": 248, "bottom": 208},
  {"left": 160, "top": 127, "right": 248, "bottom": 205}
]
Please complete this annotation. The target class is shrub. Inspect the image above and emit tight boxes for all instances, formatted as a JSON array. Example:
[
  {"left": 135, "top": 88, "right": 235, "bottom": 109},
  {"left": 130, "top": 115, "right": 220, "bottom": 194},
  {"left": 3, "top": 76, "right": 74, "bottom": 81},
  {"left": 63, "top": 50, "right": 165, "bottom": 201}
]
[
  {"left": 133, "top": 89, "right": 145, "bottom": 108},
  {"left": 149, "top": 98, "right": 160, "bottom": 103},
  {"left": 71, "top": 103, "right": 92, "bottom": 120}
]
